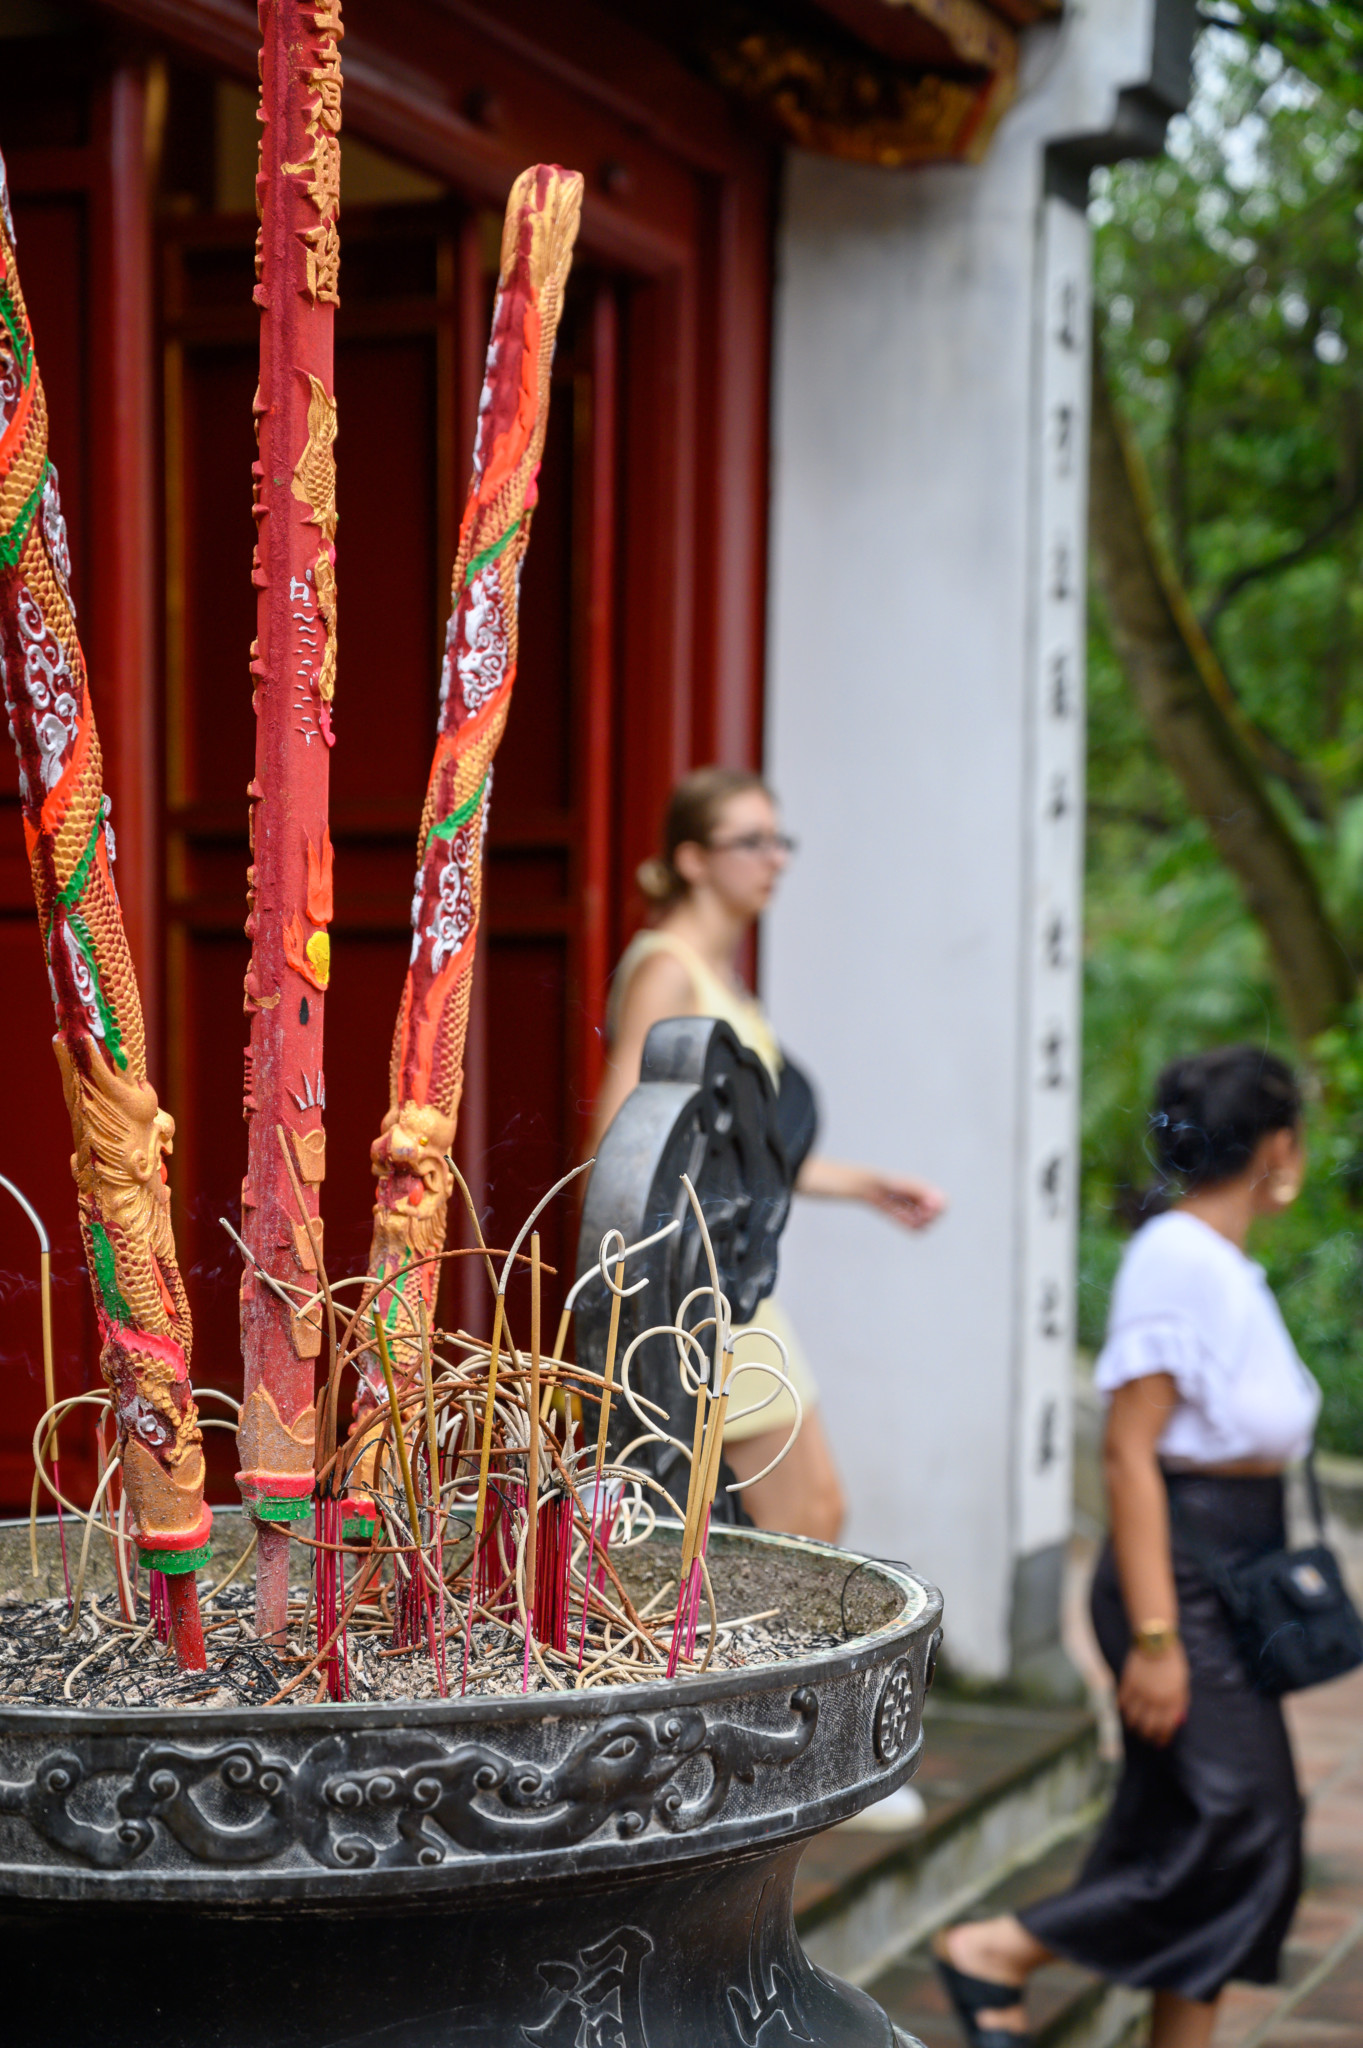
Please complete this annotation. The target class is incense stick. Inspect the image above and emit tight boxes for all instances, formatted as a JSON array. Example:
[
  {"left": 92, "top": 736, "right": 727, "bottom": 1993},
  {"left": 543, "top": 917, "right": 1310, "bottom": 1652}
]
[
  {"left": 668, "top": 1176, "right": 727, "bottom": 1676},
  {"left": 522, "top": 1234, "right": 542, "bottom": 1692},
  {"left": 462, "top": 1289, "right": 505, "bottom": 1693},
  {"left": 19, "top": 1161, "right": 807, "bottom": 1703},
  {"left": 418, "top": 1298, "right": 448, "bottom": 1693},
  {"left": 577, "top": 1253, "right": 625, "bottom": 1669}
]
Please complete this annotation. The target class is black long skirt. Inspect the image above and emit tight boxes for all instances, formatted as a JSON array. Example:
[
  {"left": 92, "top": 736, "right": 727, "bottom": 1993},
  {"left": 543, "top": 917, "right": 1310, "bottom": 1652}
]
[{"left": 1019, "top": 1473, "right": 1303, "bottom": 2003}]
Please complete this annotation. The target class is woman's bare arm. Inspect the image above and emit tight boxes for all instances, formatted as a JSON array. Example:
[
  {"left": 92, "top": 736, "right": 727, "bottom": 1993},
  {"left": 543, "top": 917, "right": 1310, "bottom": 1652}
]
[
  {"left": 589, "top": 948, "right": 697, "bottom": 1153},
  {"left": 592, "top": 960, "right": 948, "bottom": 1236},
  {"left": 1104, "top": 1373, "right": 1189, "bottom": 1745},
  {"left": 796, "top": 1156, "right": 946, "bottom": 1229}
]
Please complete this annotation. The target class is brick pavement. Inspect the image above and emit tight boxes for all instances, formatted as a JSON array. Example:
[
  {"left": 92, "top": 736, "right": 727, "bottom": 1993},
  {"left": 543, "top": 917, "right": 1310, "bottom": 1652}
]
[{"left": 1211, "top": 1663, "right": 1363, "bottom": 2046}]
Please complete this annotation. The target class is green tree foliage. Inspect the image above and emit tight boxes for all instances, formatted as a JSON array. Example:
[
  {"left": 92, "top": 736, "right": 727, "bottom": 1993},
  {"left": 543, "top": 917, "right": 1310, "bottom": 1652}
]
[
  {"left": 1084, "top": 20, "right": 1363, "bottom": 1450},
  {"left": 1201, "top": 1, "right": 1363, "bottom": 111}
]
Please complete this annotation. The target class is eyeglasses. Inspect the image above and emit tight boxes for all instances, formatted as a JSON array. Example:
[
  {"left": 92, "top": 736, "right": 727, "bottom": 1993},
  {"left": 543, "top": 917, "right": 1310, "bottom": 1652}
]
[{"left": 706, "top": 832, "right": 798, "bottom": 859}]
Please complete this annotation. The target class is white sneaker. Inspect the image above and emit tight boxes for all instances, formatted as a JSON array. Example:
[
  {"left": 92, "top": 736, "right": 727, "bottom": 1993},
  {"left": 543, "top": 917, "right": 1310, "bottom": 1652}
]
[{"left": 839, "top": 1782, "right": 927, "bottom": 1832}]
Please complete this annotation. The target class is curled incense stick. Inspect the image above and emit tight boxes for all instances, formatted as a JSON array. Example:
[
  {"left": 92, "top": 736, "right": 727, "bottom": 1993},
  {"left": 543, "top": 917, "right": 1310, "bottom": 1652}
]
[{"left": 550, "top": 1214, "right": 680, "bottom": 1363}]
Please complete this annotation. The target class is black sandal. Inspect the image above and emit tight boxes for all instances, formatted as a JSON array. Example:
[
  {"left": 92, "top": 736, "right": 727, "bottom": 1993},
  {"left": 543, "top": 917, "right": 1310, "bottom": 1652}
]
[{"left": 931, "top": 1943, "right": 1031, "bottom": 2048}]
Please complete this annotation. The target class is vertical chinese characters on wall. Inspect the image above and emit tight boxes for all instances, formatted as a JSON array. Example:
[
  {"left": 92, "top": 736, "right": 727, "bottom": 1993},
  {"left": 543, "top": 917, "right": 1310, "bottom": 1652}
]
[{"left": 1014, "top": 196, "right": 1089, "bottom": 1562}]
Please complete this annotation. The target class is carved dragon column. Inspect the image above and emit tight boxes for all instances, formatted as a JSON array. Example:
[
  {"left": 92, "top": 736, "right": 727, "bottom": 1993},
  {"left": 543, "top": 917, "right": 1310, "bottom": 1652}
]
[
  {"left": 0, "top": 156, "right": 210, "bottom": 1669},
  {"left": 236, "top": 0, "right": 342, "bottom": 1637},
  {"left": 350, "top": 167, "right": 582, "bottom": 1469}
]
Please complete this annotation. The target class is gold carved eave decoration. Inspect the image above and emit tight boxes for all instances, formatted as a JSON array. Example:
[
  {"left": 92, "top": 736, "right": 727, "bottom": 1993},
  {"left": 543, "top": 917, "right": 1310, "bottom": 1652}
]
[
  {"left": 695, "top": 1, "right": 1033, "bottom": 168},
  {"left": 860, "top": 0, "right": 1014, "bottom": 70}
]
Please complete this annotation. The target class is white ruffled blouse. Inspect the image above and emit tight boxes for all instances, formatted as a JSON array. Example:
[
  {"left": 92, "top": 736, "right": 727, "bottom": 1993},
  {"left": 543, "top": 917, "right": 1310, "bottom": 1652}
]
[{"left": 1095, "top": 1210, "right": 1320, "bottom": 1466}]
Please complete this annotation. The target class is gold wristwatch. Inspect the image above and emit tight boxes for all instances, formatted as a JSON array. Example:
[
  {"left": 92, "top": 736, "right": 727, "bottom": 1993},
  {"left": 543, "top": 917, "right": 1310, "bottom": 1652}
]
[{"left": 1132, "top": 1619, "right": 1179, "bottom": 1657}]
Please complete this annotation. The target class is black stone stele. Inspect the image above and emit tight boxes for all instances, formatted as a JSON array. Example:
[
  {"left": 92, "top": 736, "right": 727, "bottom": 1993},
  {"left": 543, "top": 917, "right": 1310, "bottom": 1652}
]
[
  {"left": 0, "top": 1517, "right": 938, "bottom": 2048},
  {"left": 575, "top": 1016, "right": 793, "bottom": 1514}
]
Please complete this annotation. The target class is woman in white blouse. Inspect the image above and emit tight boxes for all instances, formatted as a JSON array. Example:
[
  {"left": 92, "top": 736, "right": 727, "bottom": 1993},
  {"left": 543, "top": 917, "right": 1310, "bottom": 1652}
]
[{"left": 934, "top": 1047, "right": 1318, "bottom": 2048}]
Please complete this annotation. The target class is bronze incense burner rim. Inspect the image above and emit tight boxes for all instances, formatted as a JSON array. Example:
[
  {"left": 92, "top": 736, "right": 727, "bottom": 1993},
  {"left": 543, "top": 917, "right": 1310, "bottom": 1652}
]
[
  {"left": 0, "top": 1521, "right": 939, "bottom": 1909},
  {"left": 0, "top": 1516, "right": 939, "bottom": 1732}
]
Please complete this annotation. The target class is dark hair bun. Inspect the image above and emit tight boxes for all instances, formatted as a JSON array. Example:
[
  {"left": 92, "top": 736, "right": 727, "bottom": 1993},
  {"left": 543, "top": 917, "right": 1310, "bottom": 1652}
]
[{"left": 1151, "top": 1045, "right": 1300, "bottom": 1192}]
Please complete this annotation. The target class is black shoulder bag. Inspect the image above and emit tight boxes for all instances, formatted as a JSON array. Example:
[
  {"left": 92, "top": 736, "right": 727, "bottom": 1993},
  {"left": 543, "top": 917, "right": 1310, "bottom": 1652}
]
[
  {"left": 775, "top": 1054, "right": 820, "bottom": 1181},
  {"left": 1174, "top": 1459, "right": 1363, "bottom": 1696}
]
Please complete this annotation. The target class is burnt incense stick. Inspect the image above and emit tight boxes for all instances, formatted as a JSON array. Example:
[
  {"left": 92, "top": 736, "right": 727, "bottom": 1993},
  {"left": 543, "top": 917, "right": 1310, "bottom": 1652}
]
[
  {"left": 419, "top": 1297, "right": 441, "bottom": 1515},
  {"left": 668, "top": 1374, "right": 712, "bottom": 1679},
  {"left": 466, "top": 1161, "right": 590, "bottom": 1566},
  {"left": 449, "top": 1159, "right": 500, "bottom": 1299},
  {"left": 697, "top": 1344, "right": 737, "bottom": 1521},
  {"left": 418, "top": 1297, "right": 448, "bottom": 1694},
  {"left": 684, "top": 1343, "right": 738, "bottom": 1657},
  {"left": 470, "top": 1294, "right": 507, "bottom": 1544},
  {"left": 668, "top": 1175, "right": 727, "bottom": 1676},
  {"left": 522, "top": 1233, "right": 542, "bottom": 1691},
  {"left": 374, "top": 1315, "right": 424, "bottom": 1549},
  {"left": 462, "top": 1286, "right": 506, "bottom": 1693},
  {"left": 577, "top": 1252, "right": 625, "bottom": 1668}
]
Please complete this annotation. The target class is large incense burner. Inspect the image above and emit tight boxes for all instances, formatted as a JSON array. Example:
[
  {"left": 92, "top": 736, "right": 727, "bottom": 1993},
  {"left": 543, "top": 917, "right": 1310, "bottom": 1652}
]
[{"left": 1, "top": 1516, "right": 937, "bottom": 2047}]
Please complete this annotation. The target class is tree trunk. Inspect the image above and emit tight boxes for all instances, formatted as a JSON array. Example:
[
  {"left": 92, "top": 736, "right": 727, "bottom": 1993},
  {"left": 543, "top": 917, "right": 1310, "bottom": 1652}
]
[{"left": 1087, "top": 342, "right": 1357, "bottom": 1042}]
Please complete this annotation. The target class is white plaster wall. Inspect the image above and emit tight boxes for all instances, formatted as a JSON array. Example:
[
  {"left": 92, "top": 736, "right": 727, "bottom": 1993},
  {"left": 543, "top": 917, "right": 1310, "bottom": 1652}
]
[{"left": 763, "top": 3, "right": 1168, "bottom": 1675}]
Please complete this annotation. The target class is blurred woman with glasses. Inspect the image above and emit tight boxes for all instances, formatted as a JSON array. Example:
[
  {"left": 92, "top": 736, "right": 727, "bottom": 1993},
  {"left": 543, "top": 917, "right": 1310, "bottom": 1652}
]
[{"left": 590, "top": 766, "right": 947, "bottom": 1541}]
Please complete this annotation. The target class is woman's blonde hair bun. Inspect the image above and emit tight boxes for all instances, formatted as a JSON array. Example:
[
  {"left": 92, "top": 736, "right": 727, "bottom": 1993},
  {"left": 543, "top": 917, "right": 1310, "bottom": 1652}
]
[{"left": 636, "top": 856, "right": 676, "bottom": 903}]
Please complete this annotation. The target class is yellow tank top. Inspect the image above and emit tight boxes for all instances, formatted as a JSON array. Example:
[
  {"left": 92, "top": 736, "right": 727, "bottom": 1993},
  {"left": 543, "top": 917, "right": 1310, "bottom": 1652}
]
[
  {"left": 607, "top": 928, "right": 817, "bottom": 1437},
  {"left": 609, "top": 929, "right": 782, "bottom": 1081}
]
